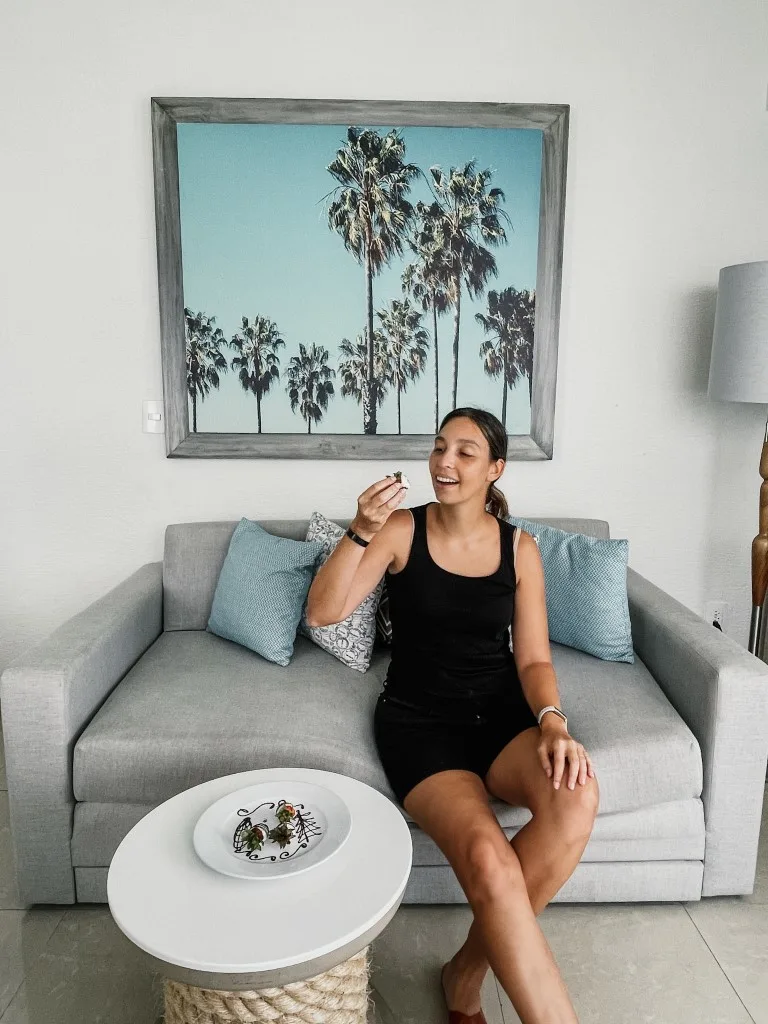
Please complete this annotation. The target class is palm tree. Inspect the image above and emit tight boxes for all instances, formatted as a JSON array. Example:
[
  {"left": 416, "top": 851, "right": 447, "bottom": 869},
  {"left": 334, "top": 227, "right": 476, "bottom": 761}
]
[
  {"left": 376, "top": 299, "right": 430, "bottom": 434},
  {"left": 421, "top": 161, "right": 511, "bottom": 409},
  {"left": 338, "top": 332, "right": 392, "bottom": 432},
  {"left": 477, "top": 287, "right": 536, "bottom": 425},
  {"left": 324, "top": 127, "right": 419, "bottom": 434},
  {"left": 285, "top": 343, "right": 336, "bottom": 434},
  {"left": 228, "top": 315, "right": 285, "bottom": 433},
  {"left": 512, "top": 288, "right": 535, "bottom": 406},
  {"left": 185, "top": 308, "right": 229, "bottom": 432},
  {"left": 402, "top": 209, "right": 451, "bottom": 433}
]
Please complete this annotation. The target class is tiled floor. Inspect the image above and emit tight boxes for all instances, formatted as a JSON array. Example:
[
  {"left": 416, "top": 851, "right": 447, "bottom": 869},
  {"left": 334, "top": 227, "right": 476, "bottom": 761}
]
[{"left": 1, "top": 724, "right": 766, "bottom": 1023}]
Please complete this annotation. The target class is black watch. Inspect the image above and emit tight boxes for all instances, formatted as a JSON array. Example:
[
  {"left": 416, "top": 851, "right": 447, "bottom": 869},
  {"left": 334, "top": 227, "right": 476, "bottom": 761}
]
[{"left": 345, "top": 527, "right": 370, "bottom": 548}]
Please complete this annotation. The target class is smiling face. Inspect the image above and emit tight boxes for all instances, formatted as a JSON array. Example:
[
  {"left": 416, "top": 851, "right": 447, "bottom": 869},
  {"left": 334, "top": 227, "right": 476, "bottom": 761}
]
[{"left": 429, "top": 416, "right": 505, "bottom": 505}]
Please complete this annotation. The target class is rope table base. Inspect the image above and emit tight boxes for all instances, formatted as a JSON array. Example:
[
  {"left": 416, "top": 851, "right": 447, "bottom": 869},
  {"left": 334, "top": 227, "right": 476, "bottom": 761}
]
[{"left": 163, "top": 947, "right": 371, "bottom": 1024}]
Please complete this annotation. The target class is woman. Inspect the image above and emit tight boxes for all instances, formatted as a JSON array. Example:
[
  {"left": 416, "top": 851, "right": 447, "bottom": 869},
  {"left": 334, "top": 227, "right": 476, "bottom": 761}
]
[{"left": 306, "top": 407, "right": 599, "bottom": 1024}]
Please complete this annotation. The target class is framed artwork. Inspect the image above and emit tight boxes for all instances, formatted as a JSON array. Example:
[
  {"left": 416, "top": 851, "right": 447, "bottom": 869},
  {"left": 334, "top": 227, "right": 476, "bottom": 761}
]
[{"left": 151, "top": 97, "right": 569, "bottom": 460}]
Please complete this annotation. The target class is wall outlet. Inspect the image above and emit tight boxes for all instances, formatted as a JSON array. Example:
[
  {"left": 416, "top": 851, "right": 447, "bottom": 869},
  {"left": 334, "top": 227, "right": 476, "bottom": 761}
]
[{"left": 704, "top": 600, "right": 731, "bottom": 633}]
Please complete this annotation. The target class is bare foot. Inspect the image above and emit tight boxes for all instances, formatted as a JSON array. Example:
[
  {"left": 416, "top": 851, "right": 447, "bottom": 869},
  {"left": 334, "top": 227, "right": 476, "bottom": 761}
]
[{"left": 441, "top": 958, "right": 484, "bottom": 1017}]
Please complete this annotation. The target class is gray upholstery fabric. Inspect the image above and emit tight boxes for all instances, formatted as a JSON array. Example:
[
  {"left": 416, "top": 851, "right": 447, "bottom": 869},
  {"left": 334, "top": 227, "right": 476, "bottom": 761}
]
[
  {"left": 400, "top": 861, "right": 705, "bottom": 904},
  {"left": 410, "top": 798, "right": 705, "bottom": 865},
  {"left": 163, "top": 517, "right": 610, "bottom": 632},
  {"left": 0, "top": 562, "right": 163, "bottom": 904},
  {"left": 73, "top": 868, "right": 107, "bottom": 904},
  {"left": 73, "top": 860, "right": 705, "bottom": 906},
  {"left": 72, "top": 629, "right": 701, "bottom": 816},
  {"left": 70, "top": 797, "right": 704, "bottom": 869},
  {"left": 627, "top": 567, "right": 768, "bottom": 896}
]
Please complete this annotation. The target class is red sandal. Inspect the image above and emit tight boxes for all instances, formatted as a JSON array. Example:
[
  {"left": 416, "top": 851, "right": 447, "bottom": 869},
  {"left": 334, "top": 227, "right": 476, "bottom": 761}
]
[{"left": 440, "top": 962, "right": 488, "bottom": 1024}]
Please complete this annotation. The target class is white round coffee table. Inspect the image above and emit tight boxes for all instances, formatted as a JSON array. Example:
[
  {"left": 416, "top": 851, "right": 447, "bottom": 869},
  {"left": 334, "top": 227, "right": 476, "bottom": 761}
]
[{"left": 107, "top": 767, "right": 412, "bottom": 1024}]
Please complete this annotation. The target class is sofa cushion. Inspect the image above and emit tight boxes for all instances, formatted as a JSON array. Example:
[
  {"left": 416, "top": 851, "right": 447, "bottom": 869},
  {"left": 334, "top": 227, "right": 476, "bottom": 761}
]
[
  {"left": 207, "top": 517, "right": 324, "bottom": 665},
  {"left": 505, "top": 515, "right": 634, "bottom": 663},
  {"left": 73, "top": 629, "right": 702, "bottom": 817},
  {"left": 71, "top": 797, "right": 705, "bottom": 868},
  {"left": 375, "top": 581, "right": 393, "bottom": 646},
  {"left": 298, "top": 511, "right": 384, "bottom": 673},
  {"left": 163, "top": 517, "right": 611, "bottom": 632}
]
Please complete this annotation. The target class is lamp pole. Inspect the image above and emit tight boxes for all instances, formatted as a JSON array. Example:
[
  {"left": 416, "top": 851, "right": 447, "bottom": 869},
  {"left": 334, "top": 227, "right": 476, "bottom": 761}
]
[{"left": 750, "top": 413, "right": 768, "bottom": 655}]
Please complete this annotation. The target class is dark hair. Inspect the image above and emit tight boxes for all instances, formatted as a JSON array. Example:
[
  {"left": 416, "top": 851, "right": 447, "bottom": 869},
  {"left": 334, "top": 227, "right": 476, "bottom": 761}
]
[{"left": 438, "top": 407, "right": 509, "bottom": 518}]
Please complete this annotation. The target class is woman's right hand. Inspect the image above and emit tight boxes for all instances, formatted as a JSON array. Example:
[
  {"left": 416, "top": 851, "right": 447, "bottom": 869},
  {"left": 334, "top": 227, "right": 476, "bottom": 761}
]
[{"left": 351, "top": 477, "right": 409, "bottom": 541}]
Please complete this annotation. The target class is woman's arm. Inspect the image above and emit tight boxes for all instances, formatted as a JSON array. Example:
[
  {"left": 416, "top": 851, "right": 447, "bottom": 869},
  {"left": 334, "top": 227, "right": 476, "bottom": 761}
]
[
  {"left": 305, "top": 478, "right": 408, "bottom": 627},
  {"left": 512, "top": 530, "right": 565, "bottom": 731},
  {"left": 513, "top": 529, "right": 595, "bottom": 789}
]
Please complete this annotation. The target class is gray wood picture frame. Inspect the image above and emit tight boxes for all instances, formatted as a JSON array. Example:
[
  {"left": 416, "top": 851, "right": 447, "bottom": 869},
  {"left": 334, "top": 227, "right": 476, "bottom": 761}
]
[{"left": 150, "top": 97, "right": 569, "bottom": 460}]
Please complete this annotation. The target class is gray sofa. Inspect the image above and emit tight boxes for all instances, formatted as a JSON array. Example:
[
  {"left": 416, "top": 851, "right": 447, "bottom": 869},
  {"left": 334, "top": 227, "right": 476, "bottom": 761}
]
[{"left": 2, "top": 515, "right": 768, "bottom": 907}]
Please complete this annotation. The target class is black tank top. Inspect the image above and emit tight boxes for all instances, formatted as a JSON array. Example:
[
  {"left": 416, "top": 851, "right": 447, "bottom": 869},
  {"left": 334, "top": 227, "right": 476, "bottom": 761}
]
[{"left": 383, "top": 502, "right": 523, "bottom": 705}]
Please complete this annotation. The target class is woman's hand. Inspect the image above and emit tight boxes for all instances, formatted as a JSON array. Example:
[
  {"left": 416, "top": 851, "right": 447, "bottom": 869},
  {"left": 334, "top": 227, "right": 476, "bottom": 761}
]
[
  {"left": 351, "top": 477, "right": 408, "bottom": 541},
  {"left": 537, "top": 719, "right": 594, "bottom": 790}
]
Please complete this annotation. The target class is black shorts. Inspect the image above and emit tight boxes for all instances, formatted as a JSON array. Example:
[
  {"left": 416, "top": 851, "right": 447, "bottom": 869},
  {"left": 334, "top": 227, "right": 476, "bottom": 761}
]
[{"left": 373, "top": 687, "right": 539, "bottom": 808}]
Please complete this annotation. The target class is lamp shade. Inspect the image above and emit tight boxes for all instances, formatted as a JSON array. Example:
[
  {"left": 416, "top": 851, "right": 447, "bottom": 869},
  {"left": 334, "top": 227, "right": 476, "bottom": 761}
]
[{"left": 708, "top": 260, "right": 768, "bottom": 403}]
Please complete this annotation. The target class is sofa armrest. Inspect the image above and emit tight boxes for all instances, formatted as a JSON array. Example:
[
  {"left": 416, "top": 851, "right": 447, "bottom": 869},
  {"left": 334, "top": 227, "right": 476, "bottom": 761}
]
[
  {"left": 0, "top": 562, "right": 163, "bottom": 904},
  {"left": 627, "top": 567, "right": 768, "bottom": 896}
]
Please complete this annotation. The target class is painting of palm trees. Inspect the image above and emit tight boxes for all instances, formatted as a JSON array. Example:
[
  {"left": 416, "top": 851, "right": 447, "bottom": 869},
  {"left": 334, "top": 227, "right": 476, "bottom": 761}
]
[{"left": 152, "top": 98, "right": 568, "bottom": 459}]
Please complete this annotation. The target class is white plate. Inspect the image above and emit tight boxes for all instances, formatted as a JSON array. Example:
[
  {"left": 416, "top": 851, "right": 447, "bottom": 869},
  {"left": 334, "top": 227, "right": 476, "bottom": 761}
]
[{"left": 192, "top": 779, "right": 353, "bottom": 879}]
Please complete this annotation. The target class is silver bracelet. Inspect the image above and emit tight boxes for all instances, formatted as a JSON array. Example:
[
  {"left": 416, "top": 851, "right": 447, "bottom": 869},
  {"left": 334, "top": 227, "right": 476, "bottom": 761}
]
[{"left": 537, "top": 705, "right": 568, "bottom": 729}]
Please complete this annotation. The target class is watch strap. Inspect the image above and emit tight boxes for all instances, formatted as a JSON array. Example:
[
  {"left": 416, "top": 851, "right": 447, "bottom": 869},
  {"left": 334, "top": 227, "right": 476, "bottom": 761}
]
[
  {"left": 345, "top": 527, "right": 370, "bottom": 548},
  {"left": 537, "top": 705, "right": 567, "bottom": 728}
]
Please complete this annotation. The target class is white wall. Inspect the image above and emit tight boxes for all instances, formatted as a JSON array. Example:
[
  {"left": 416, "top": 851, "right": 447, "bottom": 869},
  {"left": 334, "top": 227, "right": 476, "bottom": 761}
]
[{"left": 2, "top": 0, "right": 767, "bottom": 668}]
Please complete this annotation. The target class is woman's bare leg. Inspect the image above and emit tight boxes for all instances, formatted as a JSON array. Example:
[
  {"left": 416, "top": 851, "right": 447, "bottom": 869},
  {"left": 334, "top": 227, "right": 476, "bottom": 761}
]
[
  {"left": 443, "top": 728, "right": 599, "bottom": 1017},
  {"left": 403, "top": 767, "right": 584, "bottom": 1024}
]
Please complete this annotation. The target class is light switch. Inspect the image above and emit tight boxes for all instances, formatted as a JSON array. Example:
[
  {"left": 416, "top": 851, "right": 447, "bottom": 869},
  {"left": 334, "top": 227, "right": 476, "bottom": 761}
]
[{"left": 143, "top": 400, "right": 164, "bottom": 434}]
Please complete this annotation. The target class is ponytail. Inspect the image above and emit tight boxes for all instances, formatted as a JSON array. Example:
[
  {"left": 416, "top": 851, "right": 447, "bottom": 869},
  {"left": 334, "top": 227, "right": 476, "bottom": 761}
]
[{"left": 486, "top": 482, "right": 509, "bottom": 519}]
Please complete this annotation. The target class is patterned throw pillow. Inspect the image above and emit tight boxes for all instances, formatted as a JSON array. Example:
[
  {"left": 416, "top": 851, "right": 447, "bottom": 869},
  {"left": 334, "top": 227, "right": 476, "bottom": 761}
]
[
  {"left": 504, "top": 515, "right": 634, "bottom": 663},
  {"left": 375, "top": 582, "right": 393, "bottom": 646},
  {"left": 299, "top": 511, "right": 385, "bottom": 673},
  {"left": 207, "top": 518, "right": 324, "bottom": 666}
]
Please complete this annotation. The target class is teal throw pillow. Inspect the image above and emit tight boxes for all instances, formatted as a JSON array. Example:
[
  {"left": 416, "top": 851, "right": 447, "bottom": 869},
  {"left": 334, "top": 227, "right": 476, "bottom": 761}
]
[
  {"left": 504, "top": 516, "right": 634, "bottom": 663},
  {"left": 207, "top": 518, "right": 324, "bottom": 666}
]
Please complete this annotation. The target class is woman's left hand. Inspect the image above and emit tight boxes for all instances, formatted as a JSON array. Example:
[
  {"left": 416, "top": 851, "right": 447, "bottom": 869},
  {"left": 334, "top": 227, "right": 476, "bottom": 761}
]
[{"left": 537, "top": 720, "right": 594, "bottom": 790}]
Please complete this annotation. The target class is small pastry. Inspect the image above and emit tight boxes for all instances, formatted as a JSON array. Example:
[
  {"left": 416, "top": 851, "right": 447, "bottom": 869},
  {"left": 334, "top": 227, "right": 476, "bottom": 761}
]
[{"left": 391, "top": 470, "right": 411, "bottom": 489}]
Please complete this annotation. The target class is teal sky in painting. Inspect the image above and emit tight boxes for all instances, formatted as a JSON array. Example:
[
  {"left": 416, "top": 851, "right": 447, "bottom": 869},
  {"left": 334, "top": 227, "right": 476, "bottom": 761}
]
[{"left": 177, "top": 122, "right": 542, "bottom": 436}]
